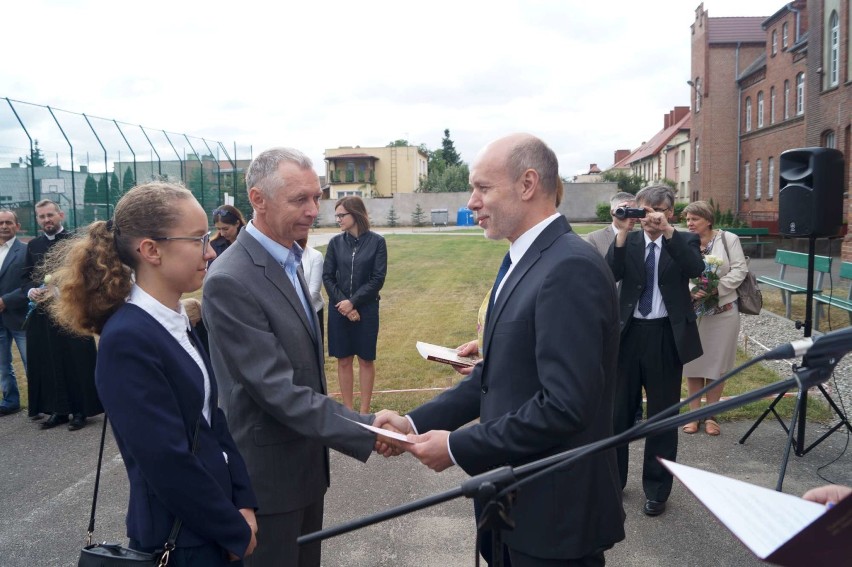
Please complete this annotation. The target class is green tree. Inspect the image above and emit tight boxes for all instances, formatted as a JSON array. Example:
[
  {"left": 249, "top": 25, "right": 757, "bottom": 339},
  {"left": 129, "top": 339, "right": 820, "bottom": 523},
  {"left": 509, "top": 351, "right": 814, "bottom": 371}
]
[
  {"left": 25, "top": 139, "right": 48, "bottom": 167},
  {"left": 386, "top": 139, "right": 410, "bottom": 147},
  {"left": 419, "top": 163, "right": 470, "bottom": 193},
  {"left": 122, "top": 166, "right": 135, "bottom": 191},
  {"left": 97, "top": 174, "right": 109, "bottom": 202},
  {"left": 411, "top": 204, "right": 426, "bottom": 227},
  {"left": 440, "top": 129, "right": 461, "bottom": 166},
  {"left": 83, "top": 174, "right": 98, "bottom": 203},
  {"left": 601, "top": 171, "right": 646, "bottom": 195},
  {"left": 386, "top": 206, "right": 399, "bottom": 227},
  {"left": 110, "top": 172, "right": 122, "bottom": 203}
]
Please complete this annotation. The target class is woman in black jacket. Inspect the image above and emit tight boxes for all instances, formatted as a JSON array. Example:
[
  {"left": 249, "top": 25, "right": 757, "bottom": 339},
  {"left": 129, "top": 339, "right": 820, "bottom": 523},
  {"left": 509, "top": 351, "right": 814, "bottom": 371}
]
[{"left": 322, "top": 196, "right": 387, "bottom": 413}]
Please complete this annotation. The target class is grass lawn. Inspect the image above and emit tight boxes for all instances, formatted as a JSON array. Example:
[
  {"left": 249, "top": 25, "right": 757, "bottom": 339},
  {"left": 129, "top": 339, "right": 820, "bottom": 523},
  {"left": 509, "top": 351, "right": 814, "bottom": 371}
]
[{"left": 11, "top": 231, "right": 829, "bottom": 423}]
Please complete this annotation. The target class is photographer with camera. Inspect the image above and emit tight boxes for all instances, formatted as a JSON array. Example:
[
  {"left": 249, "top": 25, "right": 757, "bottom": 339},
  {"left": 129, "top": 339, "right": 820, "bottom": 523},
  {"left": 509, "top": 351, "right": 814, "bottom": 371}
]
[
  {"left": 586, "top": 192, "right": 638, "bottom": 256},
  {"left": 606, "top": 184, "right": 704, "bottom": 518}
]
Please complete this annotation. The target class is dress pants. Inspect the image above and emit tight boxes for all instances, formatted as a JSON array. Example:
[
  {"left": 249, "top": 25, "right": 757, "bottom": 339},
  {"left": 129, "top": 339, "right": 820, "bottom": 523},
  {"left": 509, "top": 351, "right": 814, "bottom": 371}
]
[
  {"left": 508, "top": 548, "right": 606, "bottom": 567},
  {"left": 614, "top": 317, "right": 682, "bottom": 502},
  {"left": 129, "top": 539, "right": 238, "bottom": 566},
  {"left": 245, "top": 499, "right": 323, "bottom": 567}
]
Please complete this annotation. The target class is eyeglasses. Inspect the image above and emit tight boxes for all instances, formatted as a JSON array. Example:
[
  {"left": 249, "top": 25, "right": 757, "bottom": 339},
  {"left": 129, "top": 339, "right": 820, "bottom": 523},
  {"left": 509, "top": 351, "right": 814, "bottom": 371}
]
[
  {"left": 150, "top": 232, "right": 211, "bottom": 256},
  {"left": 334, "top": 213, "right": 351, "bottom": 221}
]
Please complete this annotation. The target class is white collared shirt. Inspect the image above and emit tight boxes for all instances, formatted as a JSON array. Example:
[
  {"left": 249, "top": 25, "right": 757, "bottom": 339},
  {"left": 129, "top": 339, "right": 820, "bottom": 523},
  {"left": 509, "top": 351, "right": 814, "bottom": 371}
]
[
  {"left": 493, "top": 212, "right": 561, "bottom": 301},
  {"left": 128, "top": 285, "right": 211, "bottom": 424},
  {"left": 0, "top": 236, "right": 15, "bottom": 268},
  {"left": 633, "top": 232, "right": 669, "bottom": 319}
]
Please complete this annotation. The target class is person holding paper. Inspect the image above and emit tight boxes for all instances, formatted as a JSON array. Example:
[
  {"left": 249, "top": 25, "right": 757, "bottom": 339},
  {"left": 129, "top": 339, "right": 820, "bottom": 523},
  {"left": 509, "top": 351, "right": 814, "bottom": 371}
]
[
  {"left": 376, "top": 134, "right": 625, "bottom": 566},
  {"left": 203, "top": 147, "right": 378, "bottom": 567},
  {"left": 803, "top": 484, "right": 852, "bottom": 505}
]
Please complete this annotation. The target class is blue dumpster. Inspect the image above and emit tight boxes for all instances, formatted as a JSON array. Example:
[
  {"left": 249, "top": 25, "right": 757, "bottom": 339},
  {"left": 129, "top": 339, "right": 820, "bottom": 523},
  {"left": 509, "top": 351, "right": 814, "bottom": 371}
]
[{"left": 456, "top": 207, "right": 474, "bottom": 226}]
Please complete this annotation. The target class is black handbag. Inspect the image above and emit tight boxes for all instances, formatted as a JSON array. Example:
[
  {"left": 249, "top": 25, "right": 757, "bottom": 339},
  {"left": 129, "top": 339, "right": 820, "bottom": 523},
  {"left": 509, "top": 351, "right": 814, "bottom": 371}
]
[{"left": 78, "top": 416, "right": 200, "bottom": 566}]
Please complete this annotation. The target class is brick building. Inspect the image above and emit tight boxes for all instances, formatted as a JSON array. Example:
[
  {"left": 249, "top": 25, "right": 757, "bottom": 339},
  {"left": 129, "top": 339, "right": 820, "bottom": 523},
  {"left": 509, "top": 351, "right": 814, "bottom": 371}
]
[{"left": 691, "top": 1, "right": 849, "bottom": 251}]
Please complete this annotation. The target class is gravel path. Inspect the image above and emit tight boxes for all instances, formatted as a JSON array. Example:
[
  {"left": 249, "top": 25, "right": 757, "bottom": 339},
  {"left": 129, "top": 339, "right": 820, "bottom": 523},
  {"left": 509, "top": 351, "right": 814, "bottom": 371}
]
[{"left": 739, "top": 308, "right": 852, "bottom": 423}]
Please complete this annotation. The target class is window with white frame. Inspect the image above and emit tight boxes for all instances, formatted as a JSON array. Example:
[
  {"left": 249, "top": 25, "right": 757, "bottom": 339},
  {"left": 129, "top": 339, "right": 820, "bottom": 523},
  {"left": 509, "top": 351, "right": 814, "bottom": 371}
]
[
  {"left": 755, "top": 159, "right": 763, "bottom": 200},
  {"left": 695, "top": 78, "right": 701, "bottom": 112},
  {"left": 694, "top": 139, "right": 700, "bottom": 173},
  {"left": 784, "top": 80, "right": 790, "bottom": 119},
  {"left": 823, "top": 130, "right": 836, "bottom": 149},
  {"left": 771, "top": 30, "right": 778, "bottom": 55},
  {"left": 745, "top": 97, "right": 752, "bottom": 132},
  {"left": 828, "top": 11, "right": 839, "bottom": 87},
  {"left": 796, "top": 73, "right": 805, "bottom": 115},
  {"left": 768, "top": 156, "right": 775, "bottom": 199},
  {"left": 744, "top": 162, "right": 750, "bottom": 200},
  {"left": 782, "top": 22, "right": 789, "bottom": 48},
  {"left": 770, "top": 87, "right": 776, "bottom": 124},
  {"left": 757, "top": 92, "right": 764, "bottom": 128}
]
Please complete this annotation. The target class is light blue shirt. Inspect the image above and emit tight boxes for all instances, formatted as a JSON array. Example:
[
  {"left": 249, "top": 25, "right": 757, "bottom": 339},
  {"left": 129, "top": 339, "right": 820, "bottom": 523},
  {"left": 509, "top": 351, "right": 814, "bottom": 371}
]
[{"left": 245, "top": 221, "right": 317, "bottom": 338}]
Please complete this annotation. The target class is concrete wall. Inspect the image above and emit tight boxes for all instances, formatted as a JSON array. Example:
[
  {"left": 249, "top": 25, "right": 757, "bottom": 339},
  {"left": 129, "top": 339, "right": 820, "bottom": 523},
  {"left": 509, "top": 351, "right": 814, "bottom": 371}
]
[{"left": 316, "top": 182, "right": 618, "bottom": 227}]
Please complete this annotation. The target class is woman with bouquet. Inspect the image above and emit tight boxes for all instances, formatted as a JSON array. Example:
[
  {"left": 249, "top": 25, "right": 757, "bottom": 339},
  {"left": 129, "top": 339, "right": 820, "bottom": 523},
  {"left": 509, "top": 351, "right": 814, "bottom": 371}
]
[{"left": 681, "top": 201, "right": 748, "bottom": 436}]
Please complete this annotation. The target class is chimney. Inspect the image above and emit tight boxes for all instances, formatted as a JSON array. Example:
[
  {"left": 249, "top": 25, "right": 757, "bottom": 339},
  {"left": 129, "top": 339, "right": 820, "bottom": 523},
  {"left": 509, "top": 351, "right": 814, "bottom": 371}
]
[
  {"left": 80, "top": 165, "right": 88, "bottom": 173},
  {"left": 613, "top": 149, "right": 630, "bottom": 164},
  {"left": 589, "top": 163, "right": 601, "bottom": 174},
  {"left": 664, "top": 113, "right": 671, "bottom": 129},
  {"left": 673, "top": 106, "right": 689, "bottom": 123}
]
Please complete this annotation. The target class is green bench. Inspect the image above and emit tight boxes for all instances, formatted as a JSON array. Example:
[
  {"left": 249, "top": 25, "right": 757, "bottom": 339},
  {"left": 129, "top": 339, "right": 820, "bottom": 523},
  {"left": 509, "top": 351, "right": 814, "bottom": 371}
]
[
  {"left": 722, "top": 227, "right": 771, "bottom": 258},
  {"left": 813, "top": 261, "right": 852, "bottom": 331},
  {"left": 755, "top": 250, "right": 832, "bottom": 319}
]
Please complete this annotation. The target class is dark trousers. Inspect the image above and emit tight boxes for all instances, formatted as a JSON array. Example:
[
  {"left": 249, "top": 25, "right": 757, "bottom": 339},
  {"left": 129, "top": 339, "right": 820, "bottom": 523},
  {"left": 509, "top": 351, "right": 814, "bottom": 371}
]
[
  {"left": 614, "top": 317, "right": 682, "bottom": 502},
  {"left": 508, "top": 548, "right": 605, "bottom": 567},
  {"left": 245, "top": 500, "right": 323, "bottom": 567}
]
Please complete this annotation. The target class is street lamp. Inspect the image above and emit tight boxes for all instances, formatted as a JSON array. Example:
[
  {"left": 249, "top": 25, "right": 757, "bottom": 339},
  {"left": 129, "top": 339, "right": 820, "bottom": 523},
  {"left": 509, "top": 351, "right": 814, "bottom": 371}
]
[{"left": 687, "top": 79, "right": 702, "bottom": 111}]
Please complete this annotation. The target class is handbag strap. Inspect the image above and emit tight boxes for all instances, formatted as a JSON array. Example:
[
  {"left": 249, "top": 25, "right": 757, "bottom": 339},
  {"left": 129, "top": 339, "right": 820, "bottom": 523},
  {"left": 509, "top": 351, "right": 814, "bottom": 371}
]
[
  {"left": 86, "top": 414, "right": 202, "bottom": 552},
  {"left": 719, "top": 229, "right": 730, "bottom": 260}
]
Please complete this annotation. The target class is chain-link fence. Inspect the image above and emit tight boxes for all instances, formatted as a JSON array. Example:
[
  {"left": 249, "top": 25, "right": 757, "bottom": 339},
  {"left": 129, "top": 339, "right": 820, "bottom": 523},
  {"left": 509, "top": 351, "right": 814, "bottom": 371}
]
[{"left": 1, "top": 98, "right": 253, "bottom": 236}]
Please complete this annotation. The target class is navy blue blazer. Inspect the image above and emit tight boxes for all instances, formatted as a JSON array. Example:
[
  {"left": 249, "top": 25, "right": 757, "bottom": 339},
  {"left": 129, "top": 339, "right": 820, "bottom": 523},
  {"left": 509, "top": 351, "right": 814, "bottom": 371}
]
[
  {"left": 96, "top": 303, "right": 256, "bottom": 556},
  {"left": 409, "top": 216, "right": 625, "bottom": 559},
  {"left": 0, "top": 238, "right": 28, "bottom": 331}
]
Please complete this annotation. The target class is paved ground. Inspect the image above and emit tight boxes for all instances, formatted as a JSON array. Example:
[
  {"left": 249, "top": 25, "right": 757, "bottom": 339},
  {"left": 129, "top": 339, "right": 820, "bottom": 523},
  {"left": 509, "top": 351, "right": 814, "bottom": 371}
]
[
  {"left": 2, "top": 226, "right": 849, "bottom": 566},
  {"left": 1, "top": 412, "right": 850, "bottom": 566}
]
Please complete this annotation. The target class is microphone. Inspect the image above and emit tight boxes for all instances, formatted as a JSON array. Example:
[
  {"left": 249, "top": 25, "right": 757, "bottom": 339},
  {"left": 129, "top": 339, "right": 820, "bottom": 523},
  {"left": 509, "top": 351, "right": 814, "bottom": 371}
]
[{"left": 762, "top": 326, "right": 852, "bottom": 364}]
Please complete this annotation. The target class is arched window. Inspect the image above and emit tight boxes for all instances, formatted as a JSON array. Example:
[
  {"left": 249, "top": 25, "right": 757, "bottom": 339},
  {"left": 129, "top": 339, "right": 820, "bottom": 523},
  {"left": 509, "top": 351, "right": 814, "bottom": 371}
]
[
  {"left": 771, "top": 30, "right": 778, "bottom": 55},
  {"left": 784, "top": 80, "right": 790, "bottom": 119},
  {"left": 768, "top": 157, "right": 775, "bottom": 199},
  {"left": 782, "top": 22, "right": 789, "bottom": 48},
  {"left": 745, "top": 97, "right": 752, "bottom": 132},
  {"left": 757, "top": 92, "right": 764, "bottom": 128},
  {"left": 744, "top": 162, "right": 750, "bottom": 200},
  {"left": 695, "top": 78, "right": 701, "bottom": 112},
  {"left": 755, "top": 159, "right": 763, "bottom": 200},
  {"left": 796, "top": 73, "right": 805, "bottom": 115},
  {"left": 828, "top": 11, "right": 839, "bottom": 87},
  {"left": 694, "top": 139, "right": 700, "bottom": 173},
  {"left": 770, "top": 87, "right": 776, "bottom": 124}
]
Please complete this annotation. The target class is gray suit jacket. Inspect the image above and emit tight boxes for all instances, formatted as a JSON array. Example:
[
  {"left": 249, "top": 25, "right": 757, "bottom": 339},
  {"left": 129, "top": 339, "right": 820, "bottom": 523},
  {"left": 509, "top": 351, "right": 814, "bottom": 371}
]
[
  {"left": 585, "top": 225, "right": 615, "bottom": 257},
  {"left": 203, "top": 229, "right": 374, "bottom": 515}
]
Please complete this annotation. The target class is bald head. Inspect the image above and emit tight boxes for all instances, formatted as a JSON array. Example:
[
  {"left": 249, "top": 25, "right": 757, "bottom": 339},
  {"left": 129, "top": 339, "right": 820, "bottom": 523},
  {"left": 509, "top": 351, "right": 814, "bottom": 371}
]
[{"left": 475, "top": 134, "right": 560, "bottom": 198}]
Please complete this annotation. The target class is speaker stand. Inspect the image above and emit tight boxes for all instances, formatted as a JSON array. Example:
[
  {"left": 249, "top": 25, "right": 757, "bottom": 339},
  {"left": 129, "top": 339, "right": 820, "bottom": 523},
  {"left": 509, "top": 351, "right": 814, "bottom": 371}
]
[{"left": 739, "top": 235, "right": 852, "bottom": 489}]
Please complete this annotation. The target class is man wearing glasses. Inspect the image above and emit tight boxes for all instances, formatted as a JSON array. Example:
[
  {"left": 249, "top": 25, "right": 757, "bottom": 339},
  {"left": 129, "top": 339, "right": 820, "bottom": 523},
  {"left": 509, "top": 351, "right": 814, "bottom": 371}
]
[{"left": 606, "top": 185, "right": 704, "bottom": 517}]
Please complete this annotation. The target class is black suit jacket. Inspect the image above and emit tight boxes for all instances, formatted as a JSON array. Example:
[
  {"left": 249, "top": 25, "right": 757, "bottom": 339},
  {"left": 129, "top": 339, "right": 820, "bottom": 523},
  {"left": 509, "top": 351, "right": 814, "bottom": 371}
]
[
  {"left": 409, "top": 215, "right": 625, "bottom": 559},
  {"left": 0, "top": 238, "right": 27, "bottom": 331},
  {"left": 607, "top": 229, "right": 704, "bottom": 364}
]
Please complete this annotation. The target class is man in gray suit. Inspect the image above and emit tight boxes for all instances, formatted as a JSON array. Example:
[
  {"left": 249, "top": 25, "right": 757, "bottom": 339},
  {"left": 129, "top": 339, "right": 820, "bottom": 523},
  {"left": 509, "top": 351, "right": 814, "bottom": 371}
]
[
  {"left": 586, "top": 192, "right": 637, "bottom": 256},
  {"left": 0, "top": 210, "right": 27, "bottom": 416},
  {"left": 203, "top": 147, "right": 377, "bottom": 567}
]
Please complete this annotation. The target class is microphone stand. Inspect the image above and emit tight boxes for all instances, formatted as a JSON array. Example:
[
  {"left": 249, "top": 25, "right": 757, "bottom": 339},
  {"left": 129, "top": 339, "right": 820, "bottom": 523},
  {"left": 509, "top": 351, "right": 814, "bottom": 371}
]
[{"left": 299, "top": 358, "right": 838, "bottom": 564}]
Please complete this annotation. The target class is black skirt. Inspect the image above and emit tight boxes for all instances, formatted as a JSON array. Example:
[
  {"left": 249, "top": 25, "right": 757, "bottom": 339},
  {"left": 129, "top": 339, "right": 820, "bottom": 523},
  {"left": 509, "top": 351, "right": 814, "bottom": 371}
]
[{"left": 327, "top": 301, "right": 379, "bottom": 360}]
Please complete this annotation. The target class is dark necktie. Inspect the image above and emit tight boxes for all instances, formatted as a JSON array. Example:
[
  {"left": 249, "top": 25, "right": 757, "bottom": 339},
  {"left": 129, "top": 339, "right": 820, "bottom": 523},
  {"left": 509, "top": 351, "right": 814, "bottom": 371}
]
[
  {"left": 487, "top": 252, "right": 512, "bottom": 323},
  {"left": 638, "top": 242, "right": 656, "bottom": 316}
]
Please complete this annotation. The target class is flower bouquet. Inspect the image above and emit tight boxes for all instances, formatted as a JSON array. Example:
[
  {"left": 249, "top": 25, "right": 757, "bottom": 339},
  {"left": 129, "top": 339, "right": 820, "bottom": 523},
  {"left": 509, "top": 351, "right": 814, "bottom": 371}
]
[{"left": 692, "top": 255, "right": 722, "bottom": 317}]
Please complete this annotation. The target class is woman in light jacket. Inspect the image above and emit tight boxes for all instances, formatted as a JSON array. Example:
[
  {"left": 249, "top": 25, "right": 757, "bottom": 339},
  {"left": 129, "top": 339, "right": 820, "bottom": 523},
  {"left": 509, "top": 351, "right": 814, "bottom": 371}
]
[{"left": 681, "top": 201, "right": 748, "bottom": 436}]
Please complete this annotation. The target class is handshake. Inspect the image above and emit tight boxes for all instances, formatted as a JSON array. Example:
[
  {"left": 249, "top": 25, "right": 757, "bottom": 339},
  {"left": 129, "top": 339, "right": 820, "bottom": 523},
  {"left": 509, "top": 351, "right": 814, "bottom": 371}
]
[{"left": 371, "top": 410, "right": 455, "bottom": 473}]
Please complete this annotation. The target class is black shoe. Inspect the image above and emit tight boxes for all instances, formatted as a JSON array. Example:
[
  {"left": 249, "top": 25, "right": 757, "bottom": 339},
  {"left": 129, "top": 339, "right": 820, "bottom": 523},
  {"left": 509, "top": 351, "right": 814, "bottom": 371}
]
[
  {"left": 68, "top": 414, "right": 86, "bottom": 431},
  {"left": 30, "top": 413, "right": 44, "bottom": 421},
  {"left": 0, "top": 406, "right": 21, "bottom": 416},
  {"left": 643, "top": 500, "right": 666, "bottom": 517},
  {"left": 40, "top": 413, "right": 69, "bottom": 429}
]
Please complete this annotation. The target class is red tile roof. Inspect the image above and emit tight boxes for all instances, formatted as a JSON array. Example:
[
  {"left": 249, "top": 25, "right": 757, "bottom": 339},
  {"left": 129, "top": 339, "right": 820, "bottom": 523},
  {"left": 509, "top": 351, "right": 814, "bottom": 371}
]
[
  {"left": 708, "top": 17, "right": 767, "bottom": 43},
  {"left": 619, "top": 112, "right": 691, "bottom": 166},
  {"left": 324, "top": 153, "right": 378, "bottom": 160}
]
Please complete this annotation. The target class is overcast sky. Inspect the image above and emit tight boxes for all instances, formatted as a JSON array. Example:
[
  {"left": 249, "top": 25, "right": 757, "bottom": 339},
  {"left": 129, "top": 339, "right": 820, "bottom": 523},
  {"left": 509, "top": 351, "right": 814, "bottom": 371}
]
[{"left": 2, "top": 0, "right": 785, "bottom": 178}]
